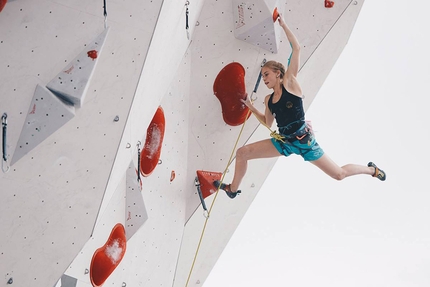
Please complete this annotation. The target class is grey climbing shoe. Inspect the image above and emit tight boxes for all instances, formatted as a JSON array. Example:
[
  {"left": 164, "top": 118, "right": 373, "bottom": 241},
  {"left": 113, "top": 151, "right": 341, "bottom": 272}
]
[
  {"left": 368, "top": 162, "right": 386, "bottom": 181},
  {"left": 213, "top": 180, "right": 241, "bottom": 199}
]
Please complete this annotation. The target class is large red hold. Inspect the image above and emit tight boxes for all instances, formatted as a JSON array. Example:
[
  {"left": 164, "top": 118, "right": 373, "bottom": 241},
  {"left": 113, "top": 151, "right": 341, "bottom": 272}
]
[
  {"left": 140, "top": 106, "right": 165, "bottom": 177},
  {"left": 213, "top": 62, "right": 251, "bottom": 126},
  {"left": 90, "top": 223, "right": 127, "bottom": 287}
]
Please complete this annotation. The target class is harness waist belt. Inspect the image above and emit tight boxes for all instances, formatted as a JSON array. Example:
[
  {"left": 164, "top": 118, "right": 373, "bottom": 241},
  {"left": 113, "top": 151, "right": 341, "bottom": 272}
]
[{"left": 279, "top": 123, "right": 308, "bottom": 142}]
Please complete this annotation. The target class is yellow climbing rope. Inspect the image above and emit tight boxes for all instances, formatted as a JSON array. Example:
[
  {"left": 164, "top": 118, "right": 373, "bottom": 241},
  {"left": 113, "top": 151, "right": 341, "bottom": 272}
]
[
  {"left": 184, "top": 106, "right": 249, "bottom": 287},
  {"left": 185, "top": 95, "right": 286, "bottom": 286},
  {"left": 248, "top": 105, "right": 285, "bottom": 143}
]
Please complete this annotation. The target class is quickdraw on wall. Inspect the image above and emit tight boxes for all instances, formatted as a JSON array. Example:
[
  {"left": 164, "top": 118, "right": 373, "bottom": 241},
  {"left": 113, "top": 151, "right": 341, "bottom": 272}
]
[
  {"left": 185, "top": 1, "right": 190, "bottom": 39},
  {"left": 2, "top": 113, "right": 9, "bottom": 173},
  {"left": 137, "top": 141, "right": 141, "bottom": 184},
  {"left": 194, "top": 171, "right": 223, "bottom": 218},
  {"left": 103, "top": 0, "right": 108, "bottom": 28}
]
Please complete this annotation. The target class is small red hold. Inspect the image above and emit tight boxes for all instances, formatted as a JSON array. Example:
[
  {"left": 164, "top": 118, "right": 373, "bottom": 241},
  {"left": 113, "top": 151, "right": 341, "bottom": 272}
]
[
  {"left": 87, "top": 50, "right": 98, "bottom": 60},
  {"left": 0, "top": 0, "right": 7, "bottom": 13},
  {"left": 140, "top": 107, "right": 165, "bottom": 177},
  {"left": 272, "top": 7, "right": 279, "bottom": 22},
  {"left": 170, "top": 170, "right": 176, "bottom": 182},
  {"left": 325, "top": 0, "right": 334, "bottom": 8}
]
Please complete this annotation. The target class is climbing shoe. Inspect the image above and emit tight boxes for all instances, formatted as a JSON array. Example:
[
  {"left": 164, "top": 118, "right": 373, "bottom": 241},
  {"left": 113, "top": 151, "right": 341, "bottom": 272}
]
[
  {"left": 368, "top": 162, "right": 386, "bottom": 181},
  {"left": 213, "top": 180, "right": 241, "bottom": 199}
]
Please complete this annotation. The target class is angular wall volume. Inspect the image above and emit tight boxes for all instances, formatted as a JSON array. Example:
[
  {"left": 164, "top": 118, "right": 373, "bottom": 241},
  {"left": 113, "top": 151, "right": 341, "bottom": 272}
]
[
  {"left": 233, "top": 0, "right": 283, "bottom": 53},
  {"left": 11, "top": 84, "right": 75, "bottom": 165},
  {"left": 46, "top": 28, "right": 109, "bottom": 108}
]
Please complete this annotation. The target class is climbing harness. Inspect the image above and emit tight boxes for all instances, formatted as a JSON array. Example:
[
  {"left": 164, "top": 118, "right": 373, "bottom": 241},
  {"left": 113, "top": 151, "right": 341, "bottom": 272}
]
[
  {"left": 137, "top": 141, "right": 141, "bottom": 184},
  {"left": 103, "top": 0, "right": 107, "bottom": 28},
  {"left": 185, "top": 59, "right": 266, "bottom": 287},
  {"left": 277, "top": 122, "right": 317, "bottom": 158},
  {"left": 2, "top": 113, "right": 10, "bottom": 173}
]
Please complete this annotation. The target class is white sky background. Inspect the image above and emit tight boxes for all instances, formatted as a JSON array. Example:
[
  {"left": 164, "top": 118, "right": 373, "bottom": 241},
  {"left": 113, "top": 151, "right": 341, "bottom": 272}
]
[{"left": 205, "top": 1, "right": 430, "bottom": 286}]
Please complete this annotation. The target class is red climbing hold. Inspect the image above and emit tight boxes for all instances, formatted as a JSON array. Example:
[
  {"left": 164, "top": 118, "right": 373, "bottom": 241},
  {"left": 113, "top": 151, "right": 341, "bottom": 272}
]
[
  {"left": 213, "top": 62, "right": 251, "bottom": 126},
  {"left": 140, "top": 106, "right": 165, "bottom": 177},
  {"left": 90, "top": 223, "right": 126, "bottom": 287},
  {"left": 87, "top": 50, "right": 98, "bottom": 60},
  {"left": 0, "top": 0, "right": 7, "bottom": 13},
  {"left": 196, "top": 170, "right": 223, "bottom": 199},
  {"left": 325, "top": 0, "right": 334, "bottom": 8},
  {"left": 170, "top": 170, "right": 176, "bottom": 182},
  {"left": 272, "top": 7, "right": 279, "bottom": 22}
]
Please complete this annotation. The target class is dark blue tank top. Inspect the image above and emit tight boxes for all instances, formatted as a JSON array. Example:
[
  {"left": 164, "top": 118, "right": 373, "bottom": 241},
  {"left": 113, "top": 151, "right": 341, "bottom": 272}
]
[{"left": 268, "top": 85, "right": 305, "bottom": 133}]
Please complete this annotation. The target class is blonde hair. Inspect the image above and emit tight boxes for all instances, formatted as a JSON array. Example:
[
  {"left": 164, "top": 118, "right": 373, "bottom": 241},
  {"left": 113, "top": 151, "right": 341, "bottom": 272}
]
[{"left": 262, "top": 60, "right": 286, "bottom": 79}]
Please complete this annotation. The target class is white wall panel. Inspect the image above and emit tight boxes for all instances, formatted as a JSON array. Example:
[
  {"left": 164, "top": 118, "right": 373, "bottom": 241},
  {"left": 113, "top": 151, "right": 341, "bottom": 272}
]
[{"left": 0, "top": 0, "right": 163, "bottom": 286}]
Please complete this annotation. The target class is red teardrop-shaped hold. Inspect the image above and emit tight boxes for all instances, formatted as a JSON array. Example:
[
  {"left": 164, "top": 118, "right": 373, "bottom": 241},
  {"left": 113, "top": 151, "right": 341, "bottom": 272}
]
[
  {"left": 213, "top": 62, "right": 251, "bottom": 126},
  {"left": 140, "top": 106, "right": 165, "bottom": 177},
  {"left": 90, "top": 223, "right": 127, "bottom": 287}
]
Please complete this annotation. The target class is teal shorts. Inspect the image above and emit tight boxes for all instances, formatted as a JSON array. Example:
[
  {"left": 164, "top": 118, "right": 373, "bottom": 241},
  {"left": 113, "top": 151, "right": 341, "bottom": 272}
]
[{"left": 271, "top": 134, "right": 324, "bottom": 161}]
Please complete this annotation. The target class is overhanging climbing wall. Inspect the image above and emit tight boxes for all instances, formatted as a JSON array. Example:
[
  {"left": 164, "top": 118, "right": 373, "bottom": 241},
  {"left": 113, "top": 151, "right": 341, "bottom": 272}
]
[
  {"left": 0, "top": 0, "right": 364, "bottom": 286},
  {"left": 173, "top": 0, "right": 365, "bottom": 286}
]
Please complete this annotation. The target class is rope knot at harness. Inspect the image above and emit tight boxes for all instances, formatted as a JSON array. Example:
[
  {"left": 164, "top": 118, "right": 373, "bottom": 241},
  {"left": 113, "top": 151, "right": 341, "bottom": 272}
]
[{"left": 270, "top": 130, "right": 285, "bottom": 143}]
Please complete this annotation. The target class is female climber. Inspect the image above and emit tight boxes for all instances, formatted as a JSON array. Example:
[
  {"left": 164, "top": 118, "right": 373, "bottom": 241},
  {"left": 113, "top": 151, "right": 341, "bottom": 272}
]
[{"left": 214, "top": 15, "right": 386, "bottom": 199}]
